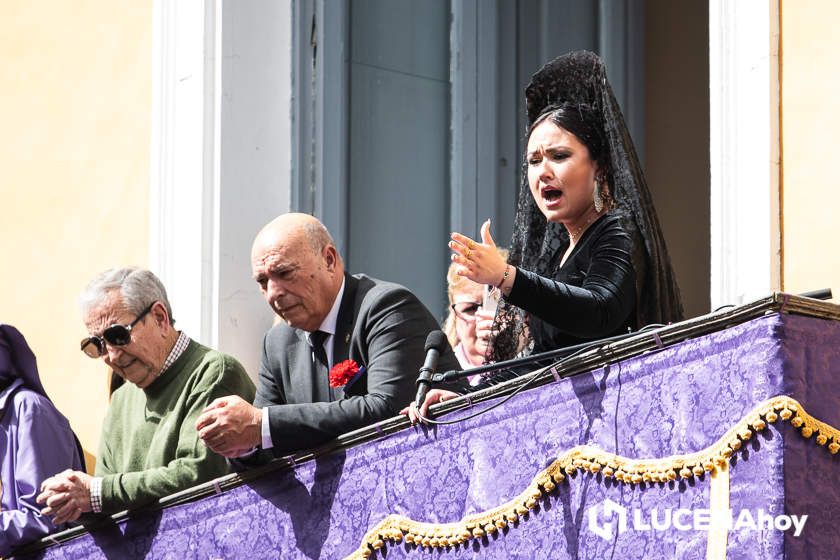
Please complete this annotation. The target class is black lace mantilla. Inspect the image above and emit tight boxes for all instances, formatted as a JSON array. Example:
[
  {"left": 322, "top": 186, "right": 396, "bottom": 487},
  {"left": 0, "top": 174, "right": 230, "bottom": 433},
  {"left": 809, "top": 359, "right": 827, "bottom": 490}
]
[{"left": 489, "top": 50, "right": 684, "bottom": 363}]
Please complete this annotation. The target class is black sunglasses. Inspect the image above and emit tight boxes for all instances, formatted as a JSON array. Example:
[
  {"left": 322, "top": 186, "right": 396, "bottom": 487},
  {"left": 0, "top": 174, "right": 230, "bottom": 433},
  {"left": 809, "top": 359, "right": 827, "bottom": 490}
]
[{"left": 80, "top": 303, "right": 155, "bottom": 358}]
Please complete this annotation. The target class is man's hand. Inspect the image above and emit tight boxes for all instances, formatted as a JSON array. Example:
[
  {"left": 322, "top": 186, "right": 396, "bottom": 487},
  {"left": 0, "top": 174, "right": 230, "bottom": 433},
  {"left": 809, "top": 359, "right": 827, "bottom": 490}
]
[
  {"left": 36, "top": 469, "right": 93, "bottom": 525},
  {"left": 399, "top": 389, "right": 460, "bottom": 425},
  {"left": 196, "top": 395, "right": 262, "bottom": 458}
]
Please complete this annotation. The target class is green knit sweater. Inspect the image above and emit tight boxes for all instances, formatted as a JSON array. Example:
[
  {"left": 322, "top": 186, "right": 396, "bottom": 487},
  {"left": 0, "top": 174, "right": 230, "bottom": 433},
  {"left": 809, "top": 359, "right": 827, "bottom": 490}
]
[{"left": 95, "top": 339, "right": 255, "bottom": 513}]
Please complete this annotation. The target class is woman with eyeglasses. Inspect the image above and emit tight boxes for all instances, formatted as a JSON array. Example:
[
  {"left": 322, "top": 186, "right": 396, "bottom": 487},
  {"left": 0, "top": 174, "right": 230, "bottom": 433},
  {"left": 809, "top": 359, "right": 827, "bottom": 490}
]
[
  {"left": 401, "top": 250, "right": 507, "bottom": 421},
  {"left": 443, "top": 249, "right": 508, "bottom": 372}
]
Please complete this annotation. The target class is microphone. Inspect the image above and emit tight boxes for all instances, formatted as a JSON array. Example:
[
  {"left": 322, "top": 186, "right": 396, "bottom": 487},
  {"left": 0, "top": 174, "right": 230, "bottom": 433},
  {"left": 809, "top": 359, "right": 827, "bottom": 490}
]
[
  {"left": 415, "top": 330, "right": 447, "bottom": 408},
  {"left": 797, "top": 288, "right": 832, "bottom": 301}
]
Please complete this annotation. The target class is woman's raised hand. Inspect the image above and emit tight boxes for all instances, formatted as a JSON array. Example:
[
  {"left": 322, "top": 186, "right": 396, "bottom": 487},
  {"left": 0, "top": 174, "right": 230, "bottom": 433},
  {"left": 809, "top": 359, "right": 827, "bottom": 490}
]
[{"left": 450, "top": 220, "right": 508, "bottom": 287}]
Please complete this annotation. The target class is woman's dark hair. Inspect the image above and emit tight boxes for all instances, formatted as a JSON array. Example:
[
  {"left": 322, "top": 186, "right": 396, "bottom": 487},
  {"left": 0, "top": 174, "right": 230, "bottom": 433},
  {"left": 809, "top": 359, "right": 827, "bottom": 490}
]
[{"left": 528, "top": 102, "right": 612, "bottom": 187}]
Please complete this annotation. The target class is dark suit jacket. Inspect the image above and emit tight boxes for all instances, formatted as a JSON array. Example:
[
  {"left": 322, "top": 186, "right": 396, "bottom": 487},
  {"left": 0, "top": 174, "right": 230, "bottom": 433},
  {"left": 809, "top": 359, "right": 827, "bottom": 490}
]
[{"left": 253, "top": 273, "right": 459, "bottom": 455}]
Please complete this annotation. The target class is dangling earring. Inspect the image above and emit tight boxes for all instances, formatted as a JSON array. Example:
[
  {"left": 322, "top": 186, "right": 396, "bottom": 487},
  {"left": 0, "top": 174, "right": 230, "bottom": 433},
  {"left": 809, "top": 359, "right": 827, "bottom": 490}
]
[{"left": 593, "top": 180, "right": 604, "bottom": 213}]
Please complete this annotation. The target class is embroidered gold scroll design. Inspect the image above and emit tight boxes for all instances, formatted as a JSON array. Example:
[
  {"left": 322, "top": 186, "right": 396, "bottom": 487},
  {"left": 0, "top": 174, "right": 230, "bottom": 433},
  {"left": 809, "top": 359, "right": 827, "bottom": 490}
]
[{"left": 345, "top": 395, "right": 840, "bottom": 559}]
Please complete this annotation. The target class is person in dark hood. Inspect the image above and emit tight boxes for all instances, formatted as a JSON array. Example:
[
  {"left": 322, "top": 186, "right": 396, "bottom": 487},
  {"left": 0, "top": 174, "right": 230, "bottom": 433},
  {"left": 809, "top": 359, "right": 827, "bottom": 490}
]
[{"left": 0, "top": 324, "right": 84, "bottom": 556}]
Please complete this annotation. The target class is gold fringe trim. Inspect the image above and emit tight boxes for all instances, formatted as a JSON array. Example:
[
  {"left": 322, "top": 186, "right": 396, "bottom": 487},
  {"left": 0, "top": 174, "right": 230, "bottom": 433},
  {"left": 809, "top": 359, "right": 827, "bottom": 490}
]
[{"left": 344, "top": 395, "right": 840, "bottom": 559}]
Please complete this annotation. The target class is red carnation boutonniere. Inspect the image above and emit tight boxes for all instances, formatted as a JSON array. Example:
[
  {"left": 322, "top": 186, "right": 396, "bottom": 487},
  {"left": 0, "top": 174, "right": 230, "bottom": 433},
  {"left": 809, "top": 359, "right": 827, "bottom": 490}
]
[{"left": 329, "top": 359, "right": 367, "bottom": 389}]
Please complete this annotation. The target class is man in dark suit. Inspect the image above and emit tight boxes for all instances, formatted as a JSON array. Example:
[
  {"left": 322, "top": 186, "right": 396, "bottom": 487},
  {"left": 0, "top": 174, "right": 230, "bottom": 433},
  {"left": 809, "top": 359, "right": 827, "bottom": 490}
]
[{"left": 196, "top": 213, "right": 458, "bottom": 458}]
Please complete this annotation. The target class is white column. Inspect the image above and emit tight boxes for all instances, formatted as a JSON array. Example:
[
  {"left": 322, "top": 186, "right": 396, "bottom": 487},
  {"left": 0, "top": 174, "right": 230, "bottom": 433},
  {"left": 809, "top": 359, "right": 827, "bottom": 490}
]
[
  {"left": 150, "top": 0, "right": 292, "bottom": 378},
  {"left": 709, "top": 0, "right": 781, "bottom": 309}
]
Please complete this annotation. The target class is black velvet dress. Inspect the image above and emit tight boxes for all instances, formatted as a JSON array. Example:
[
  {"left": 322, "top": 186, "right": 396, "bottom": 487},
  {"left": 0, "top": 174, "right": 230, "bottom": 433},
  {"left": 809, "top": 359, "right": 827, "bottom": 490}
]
[{"left": 505, "top": 212, "right": 639, "bottom": 353}]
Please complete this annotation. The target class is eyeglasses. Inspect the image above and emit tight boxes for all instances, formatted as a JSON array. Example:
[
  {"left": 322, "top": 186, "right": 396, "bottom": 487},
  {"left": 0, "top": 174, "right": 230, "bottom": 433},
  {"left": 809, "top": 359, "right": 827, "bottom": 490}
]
[
  {"left": 451, "top": 301, "right": 481, "bottom": 321},
  {"left": 80, "top": 303, "right": 154, "bottom": 358}
]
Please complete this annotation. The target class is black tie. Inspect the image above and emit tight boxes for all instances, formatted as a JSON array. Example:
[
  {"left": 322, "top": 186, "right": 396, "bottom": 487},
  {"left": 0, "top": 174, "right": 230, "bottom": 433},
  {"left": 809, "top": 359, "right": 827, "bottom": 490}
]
[
  {"left": 310, "top": 330, "right": 329, "bottom": 372},
  {"left": 310, "top": 330, "right": 334, "bottom": 401}
]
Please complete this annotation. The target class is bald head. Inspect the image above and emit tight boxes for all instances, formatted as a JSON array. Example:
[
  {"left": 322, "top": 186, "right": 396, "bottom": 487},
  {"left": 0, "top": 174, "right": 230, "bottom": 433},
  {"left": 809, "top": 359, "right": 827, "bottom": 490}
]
[
  {"left": 251, "top": 213, "right": 345, "bottom": 331},
  {"left": 252, "top": 213, "right": 338, "bottom": 263}
]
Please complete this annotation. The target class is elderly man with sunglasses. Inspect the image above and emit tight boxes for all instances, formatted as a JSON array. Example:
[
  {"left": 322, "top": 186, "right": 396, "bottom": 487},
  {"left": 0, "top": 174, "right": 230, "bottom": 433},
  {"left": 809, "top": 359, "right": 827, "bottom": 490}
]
[{"left": 35, "top": 268, "right": 255, "bottom": 523}]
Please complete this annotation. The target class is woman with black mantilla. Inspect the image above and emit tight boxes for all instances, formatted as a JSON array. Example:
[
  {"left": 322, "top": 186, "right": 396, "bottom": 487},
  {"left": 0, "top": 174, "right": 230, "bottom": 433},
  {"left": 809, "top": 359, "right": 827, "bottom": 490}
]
[{"left": 407, "top": 51, "right": 683, "bottom": 419}]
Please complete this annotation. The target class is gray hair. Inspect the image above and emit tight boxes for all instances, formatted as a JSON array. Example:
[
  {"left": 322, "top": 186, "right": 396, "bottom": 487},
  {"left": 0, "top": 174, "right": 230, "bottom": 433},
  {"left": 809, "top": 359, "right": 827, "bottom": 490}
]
[
  {"left": 302, "top": 220, "right": 335, "bottom": 253},
  {"left": 79, "top": 267, "right": 174, "bottom": 324},
  {"left": 301, "top": 220, "right": 344, "bottom": 267}
]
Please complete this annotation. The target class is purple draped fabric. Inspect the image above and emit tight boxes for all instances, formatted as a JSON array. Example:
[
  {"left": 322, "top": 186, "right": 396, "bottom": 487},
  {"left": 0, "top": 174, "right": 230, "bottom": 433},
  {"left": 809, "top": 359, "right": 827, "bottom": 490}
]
[{"left": 21, "top": 313, "right": 840, "bottom": 559}]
